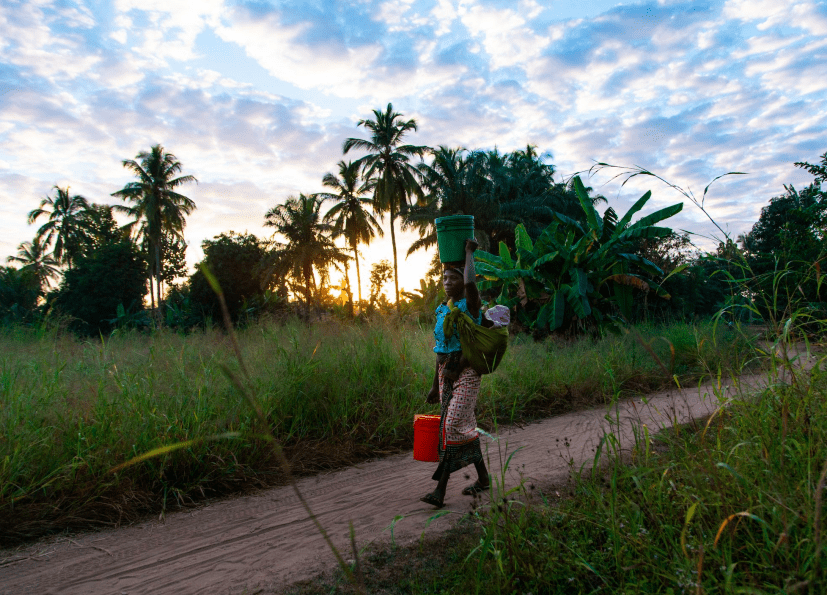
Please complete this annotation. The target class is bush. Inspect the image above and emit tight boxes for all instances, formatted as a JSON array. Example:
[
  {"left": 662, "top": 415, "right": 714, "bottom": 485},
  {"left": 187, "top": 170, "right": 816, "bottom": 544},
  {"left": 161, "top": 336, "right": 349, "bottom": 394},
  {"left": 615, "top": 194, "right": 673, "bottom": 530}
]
[
  {"left": 50, "top": 240, "right": 147, "bottom": 335},
  {"left": 189, "top": 232, "right": 270, "bottom": 322}
]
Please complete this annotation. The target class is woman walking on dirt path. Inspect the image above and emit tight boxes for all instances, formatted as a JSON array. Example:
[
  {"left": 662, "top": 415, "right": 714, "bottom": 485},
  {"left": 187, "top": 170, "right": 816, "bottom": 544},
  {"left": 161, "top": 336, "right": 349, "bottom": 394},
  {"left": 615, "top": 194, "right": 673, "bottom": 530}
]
[{"left": 420, "top": 238, "right": 490, "bottom": 508}]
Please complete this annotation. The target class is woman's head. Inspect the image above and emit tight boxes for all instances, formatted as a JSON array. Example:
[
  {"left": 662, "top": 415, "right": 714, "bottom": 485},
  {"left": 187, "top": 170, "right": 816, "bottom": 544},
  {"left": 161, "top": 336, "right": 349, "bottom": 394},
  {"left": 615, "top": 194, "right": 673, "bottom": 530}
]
[{"left": 442, "top": 262, "right": 465, "bottom": 300}]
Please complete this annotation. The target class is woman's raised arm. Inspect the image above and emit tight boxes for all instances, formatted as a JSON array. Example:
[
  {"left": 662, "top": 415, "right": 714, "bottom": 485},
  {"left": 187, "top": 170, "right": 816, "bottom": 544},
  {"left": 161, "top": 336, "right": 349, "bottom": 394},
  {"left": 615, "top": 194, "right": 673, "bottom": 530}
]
[{"left": 463, "top": 238, "right": 481, "bottom": 318}]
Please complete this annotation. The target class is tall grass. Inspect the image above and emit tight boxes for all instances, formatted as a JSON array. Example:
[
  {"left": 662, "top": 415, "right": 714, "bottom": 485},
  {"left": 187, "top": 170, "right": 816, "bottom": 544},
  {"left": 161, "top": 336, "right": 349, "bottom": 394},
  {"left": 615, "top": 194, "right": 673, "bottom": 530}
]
[
  {"left": 425, "top": 347, "right": 827, "bottom": 594},
  {"left": 1, "top": 318, "right": 750, "bottom": 544},
  {"left": 289, "top": 332, "right": 826, "bottom": 595}
]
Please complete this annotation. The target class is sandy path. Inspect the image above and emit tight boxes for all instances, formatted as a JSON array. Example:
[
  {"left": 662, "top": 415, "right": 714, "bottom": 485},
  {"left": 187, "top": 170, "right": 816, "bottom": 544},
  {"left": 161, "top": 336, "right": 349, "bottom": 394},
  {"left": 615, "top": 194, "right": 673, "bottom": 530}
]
[{"left": 0, "top": 361, "right": 810, "bottom": 595}]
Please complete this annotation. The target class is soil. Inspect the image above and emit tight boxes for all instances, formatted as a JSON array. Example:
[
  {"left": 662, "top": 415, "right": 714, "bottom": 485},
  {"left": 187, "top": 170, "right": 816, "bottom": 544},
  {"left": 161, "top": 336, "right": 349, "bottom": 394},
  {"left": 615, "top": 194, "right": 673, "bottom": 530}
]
[{"left": 0, "top": 356, "right": 815, "bottom": 595}]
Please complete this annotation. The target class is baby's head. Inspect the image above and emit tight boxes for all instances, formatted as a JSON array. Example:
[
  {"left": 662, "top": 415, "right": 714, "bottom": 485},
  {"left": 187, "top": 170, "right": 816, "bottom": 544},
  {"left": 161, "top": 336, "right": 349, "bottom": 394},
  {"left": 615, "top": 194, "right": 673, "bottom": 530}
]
[{"left": 484, "top": 305, "right": 511, "bottom": 328}]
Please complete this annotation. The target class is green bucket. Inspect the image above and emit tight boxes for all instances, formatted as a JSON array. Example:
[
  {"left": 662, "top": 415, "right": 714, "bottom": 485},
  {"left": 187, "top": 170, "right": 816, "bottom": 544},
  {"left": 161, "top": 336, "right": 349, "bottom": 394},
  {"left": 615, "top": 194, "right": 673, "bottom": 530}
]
[{"left": 435, "top": 215, "right": 475, "bottom": 263}]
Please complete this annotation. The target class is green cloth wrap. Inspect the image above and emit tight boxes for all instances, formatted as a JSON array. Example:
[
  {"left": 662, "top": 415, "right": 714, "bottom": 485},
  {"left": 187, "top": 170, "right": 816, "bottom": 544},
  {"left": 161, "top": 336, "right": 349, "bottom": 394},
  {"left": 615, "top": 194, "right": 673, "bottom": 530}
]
[{"left": 443, "top": 299, "right": 509, "bottom": 375}]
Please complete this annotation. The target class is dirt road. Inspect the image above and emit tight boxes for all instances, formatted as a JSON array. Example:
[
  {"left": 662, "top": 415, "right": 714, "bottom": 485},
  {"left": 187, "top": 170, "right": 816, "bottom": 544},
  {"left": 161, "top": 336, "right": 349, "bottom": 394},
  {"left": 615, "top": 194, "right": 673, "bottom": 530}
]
[{"left": 0, "top": 363, "right": 805, "bottom": 594}]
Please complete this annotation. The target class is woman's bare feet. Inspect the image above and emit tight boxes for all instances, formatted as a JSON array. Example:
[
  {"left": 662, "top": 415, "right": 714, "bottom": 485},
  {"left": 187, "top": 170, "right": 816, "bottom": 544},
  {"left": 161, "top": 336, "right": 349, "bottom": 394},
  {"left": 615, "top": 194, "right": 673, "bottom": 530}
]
[{"left": 420, "top": 491, "right": 444, "bottom": 508}]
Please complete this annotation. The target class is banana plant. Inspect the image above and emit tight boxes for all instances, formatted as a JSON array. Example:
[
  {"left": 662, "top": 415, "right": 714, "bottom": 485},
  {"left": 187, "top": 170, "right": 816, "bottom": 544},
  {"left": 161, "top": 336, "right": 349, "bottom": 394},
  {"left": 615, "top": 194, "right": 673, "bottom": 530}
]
[{"left": 474, "top": 176, "right": 682, "bottom": 333}]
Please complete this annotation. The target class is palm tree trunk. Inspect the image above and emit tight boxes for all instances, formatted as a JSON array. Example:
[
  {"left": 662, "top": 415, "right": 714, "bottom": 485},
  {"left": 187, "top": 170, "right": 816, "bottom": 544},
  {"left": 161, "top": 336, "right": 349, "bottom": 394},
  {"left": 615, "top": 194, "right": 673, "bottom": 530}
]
[
  {"left": 155, "top": 242, "right": 162, "bottom": 325},
  {"left": 303, "top": 265, "right": 313, "bottom": 319},
  {"left": 344, "top": 265, "right": 353, "bottom": 317},
  {"left": 353, "top": 243, "right": 362, "bottom": 306},
  {"left": 148, "top": 273, "right": 155, "bottom": 315},
  {"left": 389, "top": 201, "right": 400, "bottom": 315}
]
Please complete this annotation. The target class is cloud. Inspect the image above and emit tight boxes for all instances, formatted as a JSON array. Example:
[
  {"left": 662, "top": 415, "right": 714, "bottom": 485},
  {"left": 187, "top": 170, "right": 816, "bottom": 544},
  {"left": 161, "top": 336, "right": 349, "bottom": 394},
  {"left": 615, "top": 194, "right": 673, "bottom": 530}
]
[
  {"left": 214, "top": 1, "right": 385, "bottom": 95},
  {"left": 111, "top": 0, "right": 225, "bottom": 63},
  {"left": 458, "top": 0, "right": 550, "bottom": 70},
  {"left": 0, "top": 0, "right": 103, "bottom": 82}
]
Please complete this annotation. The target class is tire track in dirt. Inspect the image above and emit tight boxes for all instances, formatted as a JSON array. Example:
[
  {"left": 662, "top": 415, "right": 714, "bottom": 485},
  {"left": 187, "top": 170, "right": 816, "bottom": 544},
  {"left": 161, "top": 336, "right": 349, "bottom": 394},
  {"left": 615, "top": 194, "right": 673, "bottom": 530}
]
[{"left": 0, "top": 364, "right": 807, "bottom": 595}]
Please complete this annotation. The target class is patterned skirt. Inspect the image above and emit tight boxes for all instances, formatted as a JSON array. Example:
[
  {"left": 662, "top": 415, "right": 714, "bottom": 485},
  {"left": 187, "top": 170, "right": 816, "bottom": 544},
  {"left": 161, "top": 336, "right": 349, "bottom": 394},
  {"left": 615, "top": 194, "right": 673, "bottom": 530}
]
[{"left": 432, "top": 351, "right": 483, "bottom": 479}]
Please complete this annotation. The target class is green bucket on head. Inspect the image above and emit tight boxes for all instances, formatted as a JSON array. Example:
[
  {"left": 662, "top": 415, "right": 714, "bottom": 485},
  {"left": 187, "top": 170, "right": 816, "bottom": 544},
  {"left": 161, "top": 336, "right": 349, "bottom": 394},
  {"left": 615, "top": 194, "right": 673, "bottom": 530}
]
[{"left": 435, "top": 215, "right": 475, "bottom": 263}]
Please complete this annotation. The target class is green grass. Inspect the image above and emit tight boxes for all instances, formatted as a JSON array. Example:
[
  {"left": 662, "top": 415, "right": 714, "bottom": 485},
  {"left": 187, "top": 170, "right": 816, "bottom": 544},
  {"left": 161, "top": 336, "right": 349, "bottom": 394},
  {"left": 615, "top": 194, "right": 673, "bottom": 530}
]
[
  {"left": 0, "top": 318, "right": 751, "bottom": 545},
  {"left": 287, "top": 341, "right": 827, "bottom": 595}
]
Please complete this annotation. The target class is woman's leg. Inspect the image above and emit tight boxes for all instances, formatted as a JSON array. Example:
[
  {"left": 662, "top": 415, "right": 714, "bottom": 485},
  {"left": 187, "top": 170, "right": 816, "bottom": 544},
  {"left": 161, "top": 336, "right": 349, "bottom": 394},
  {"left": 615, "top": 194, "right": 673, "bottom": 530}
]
[
  {"left": 474, "top": 459, "right": 489, "bottom": 488},
  {"left": 434, "top": 465, "right": 450, "bottom": 500},
  {"left": 422, "top": 361, "right": 451, "bottom": 508},
  {"left": 421, "top": 464, "right": 450, "bottom": 507}
]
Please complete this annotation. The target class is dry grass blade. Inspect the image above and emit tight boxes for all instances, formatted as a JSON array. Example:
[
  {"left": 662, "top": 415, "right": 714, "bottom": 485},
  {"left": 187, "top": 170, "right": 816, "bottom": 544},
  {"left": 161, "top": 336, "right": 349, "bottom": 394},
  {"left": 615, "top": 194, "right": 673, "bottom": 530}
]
[
  {"left": 713, "top": 512, "right": 767, "bottom": 548},
  {"left": 199, "top": 263, "right": 366, "bottom": 594},
  {"left": 108, "top": 433, "right": 241, "bottom": 473},
  {"left": 681, "top": 502, "right": 699, "bottom": 559}
]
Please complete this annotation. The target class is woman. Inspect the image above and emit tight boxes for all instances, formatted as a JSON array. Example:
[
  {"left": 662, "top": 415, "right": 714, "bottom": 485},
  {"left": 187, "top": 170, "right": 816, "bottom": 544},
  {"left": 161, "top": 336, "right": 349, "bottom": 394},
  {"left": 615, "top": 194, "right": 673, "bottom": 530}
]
[{"left": 421, "top": 237, "right": 490, "bottom": 508}]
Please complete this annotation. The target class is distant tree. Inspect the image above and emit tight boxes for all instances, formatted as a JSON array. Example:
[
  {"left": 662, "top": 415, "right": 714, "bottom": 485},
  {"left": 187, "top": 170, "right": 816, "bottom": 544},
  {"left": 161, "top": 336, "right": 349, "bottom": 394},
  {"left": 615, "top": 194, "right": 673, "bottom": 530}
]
[
  {"left": 189, "top": 232, "right": 269, "bottom": 322},
  {"left": 405, "top": 147, "right": 502, "bottom": 254},
  {"left": 739, "top": 181, "right": 827, "bottom": 317},
  {"left": 318, "top": 160, "right": 382, "bottom": 307},
  {"left": 84, "top": 204, "right": 129, "bottom": 250},
  {"left": 51, "top": 239, "right": 147, "bottom": 334},
  {"left": 160, "top": 234, "right": 188, "bottom": 288},
  {"left": 368, "top": 259, "right": 393, "bottom": 311},
  {"left": 112, "top": 144, "right": 197, "bottom": 316},
  {"left": 743, "top": 183, "right": 827, "bottom": 263},
  {"left": 27, "top": 185, "right": 92, "bottom": 269},
  {"left": 343, "top": 103, "right": 428, "bottom": 313},
  {"left": 634, "top": 231, "right": 694, "bottom": 274},
  {"left": 6, "top": 236, "right": 60, "bottom": 293},
  {"left": 264, "top": 194, "right": 348, "bottom": 311},
  {"left": 404, "top": 145, "right": 603, "bottom": 257},
  {"left": 0, "top": 266, "right": 40, "bottom": 323}
]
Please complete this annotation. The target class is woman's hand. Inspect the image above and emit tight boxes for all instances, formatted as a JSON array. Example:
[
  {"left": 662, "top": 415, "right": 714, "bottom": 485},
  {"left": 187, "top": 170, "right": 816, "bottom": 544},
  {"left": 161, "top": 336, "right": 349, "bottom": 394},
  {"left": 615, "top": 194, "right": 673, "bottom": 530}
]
[
  {"left": 426, "top": 386, "right": 440, "bottom": 404},
  {"left": 465, "top": 238, "right": 479, "bottom": 253}
]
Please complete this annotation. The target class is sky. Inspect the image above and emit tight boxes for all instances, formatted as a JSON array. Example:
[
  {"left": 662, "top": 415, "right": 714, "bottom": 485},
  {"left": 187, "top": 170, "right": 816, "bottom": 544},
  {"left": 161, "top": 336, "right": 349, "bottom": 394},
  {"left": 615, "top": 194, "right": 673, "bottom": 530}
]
[{"left": 1, "top": 0, "right": 826, "bottom": 299}]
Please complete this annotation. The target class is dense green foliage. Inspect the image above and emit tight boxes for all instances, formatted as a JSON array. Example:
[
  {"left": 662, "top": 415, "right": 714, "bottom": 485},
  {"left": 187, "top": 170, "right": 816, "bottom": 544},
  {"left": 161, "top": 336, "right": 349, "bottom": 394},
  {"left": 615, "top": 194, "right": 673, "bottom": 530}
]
[
  {"left": 476, "top": 176, "right": 682, "bottom": 334},
  {"left": 189, "top": 232, "right": 271, "bottom": 322},
  {"left": 0, "top": 266, "right": 39, "bottom": 323},
  {"left": 3, "top": 109, "right": 824, "bottom": 336},
  {"left": 405, "top": 145, "right": 606, "bottom": 255},
  {"left": 50, "top": 240, "right": 148, "bottom": 334}
]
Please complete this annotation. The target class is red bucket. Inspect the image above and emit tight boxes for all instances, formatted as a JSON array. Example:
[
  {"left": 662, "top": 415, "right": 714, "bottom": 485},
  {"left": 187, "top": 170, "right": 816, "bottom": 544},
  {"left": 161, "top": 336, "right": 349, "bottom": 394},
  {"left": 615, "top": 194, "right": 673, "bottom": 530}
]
[{"left": 413, "top": 414, "right": 440, "bottom": 462}]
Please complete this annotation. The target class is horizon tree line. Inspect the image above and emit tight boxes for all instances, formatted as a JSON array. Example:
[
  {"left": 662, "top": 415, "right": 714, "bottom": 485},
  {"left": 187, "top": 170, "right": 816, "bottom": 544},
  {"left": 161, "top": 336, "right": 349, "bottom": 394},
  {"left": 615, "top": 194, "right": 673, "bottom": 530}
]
[{"left": 4, "top": 104, "right": 826, "bottom": 330}]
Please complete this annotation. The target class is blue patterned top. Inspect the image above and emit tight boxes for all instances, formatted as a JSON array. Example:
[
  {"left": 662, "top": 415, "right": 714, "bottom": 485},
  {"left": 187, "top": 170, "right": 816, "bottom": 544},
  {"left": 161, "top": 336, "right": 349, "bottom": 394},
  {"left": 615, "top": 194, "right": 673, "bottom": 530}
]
[{"left": 433, "top": 298, "right": 481, "bottom": 354}]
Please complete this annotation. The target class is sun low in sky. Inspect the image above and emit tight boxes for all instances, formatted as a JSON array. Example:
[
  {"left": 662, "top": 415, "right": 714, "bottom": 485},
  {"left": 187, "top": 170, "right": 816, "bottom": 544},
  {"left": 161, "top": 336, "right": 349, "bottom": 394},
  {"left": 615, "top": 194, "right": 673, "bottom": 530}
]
[{"left": 1, "top": 0, "right": 825, "bottom": 298}]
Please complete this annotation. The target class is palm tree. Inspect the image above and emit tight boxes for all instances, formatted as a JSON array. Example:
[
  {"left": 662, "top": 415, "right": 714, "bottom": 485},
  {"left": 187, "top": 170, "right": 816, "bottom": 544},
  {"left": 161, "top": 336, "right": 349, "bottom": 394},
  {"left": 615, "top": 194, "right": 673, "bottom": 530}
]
[
  {"left": 27, "top": 186, "right": 92, "bottom": 269},
  {"left": 264, "top": 193, "right": 348, "bottom": 313},
  {"left": 112, "top": 144, "right": 197, "bottom": 315},
  {"left": 318, "top": 160, "right": 382, "bottom": 306},
  {"left": 405, "top": 147, "right": 508, "bottom": 255},
  {"left": 343, "top": 103, "right": 429, "bottom": 313},
  {"left": 406, "top": 146, "right": 578, "bottom": 254},
  {"left": 6, "top": 236, "right": 60, "bottom": 292}
]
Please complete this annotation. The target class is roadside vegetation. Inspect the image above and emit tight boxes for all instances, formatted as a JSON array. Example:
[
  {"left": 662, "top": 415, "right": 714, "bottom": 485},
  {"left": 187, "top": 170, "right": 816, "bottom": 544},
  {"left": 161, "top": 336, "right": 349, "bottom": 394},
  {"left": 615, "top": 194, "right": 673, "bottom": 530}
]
[
  {"left": 0, "top": 317, "right": 749, "bottom": 545},
  {"left": 287, "top": 324, "right": 827, "bottom": 595}
]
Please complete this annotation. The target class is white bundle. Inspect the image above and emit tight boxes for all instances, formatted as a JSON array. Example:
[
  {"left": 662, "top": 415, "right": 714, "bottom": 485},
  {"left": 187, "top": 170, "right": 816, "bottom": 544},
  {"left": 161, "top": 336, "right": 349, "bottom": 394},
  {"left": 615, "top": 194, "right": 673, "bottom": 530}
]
[{"left": 484, "top": 305, "right": 511, "bottom": 329}]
